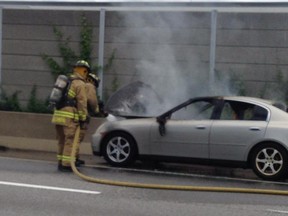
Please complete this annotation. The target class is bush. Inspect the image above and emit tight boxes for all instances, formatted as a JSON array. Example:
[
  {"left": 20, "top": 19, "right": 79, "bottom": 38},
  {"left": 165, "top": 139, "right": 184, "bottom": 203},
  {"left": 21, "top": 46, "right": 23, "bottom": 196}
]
[
  {"left": 25, "top": 85, "right": 51, "bottom": 113},
  {"left": 0, "top": 89, "right": 22, "bottom": 112}
]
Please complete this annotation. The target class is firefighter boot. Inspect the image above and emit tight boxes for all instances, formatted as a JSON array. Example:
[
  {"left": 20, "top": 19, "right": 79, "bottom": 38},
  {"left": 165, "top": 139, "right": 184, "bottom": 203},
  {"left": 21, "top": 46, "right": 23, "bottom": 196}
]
[
  {"left": 58, "top": 164, "right": 73, "bottom": 172},
  {"left": 75, "top": 158, "right": 85, "bottom": 167}
]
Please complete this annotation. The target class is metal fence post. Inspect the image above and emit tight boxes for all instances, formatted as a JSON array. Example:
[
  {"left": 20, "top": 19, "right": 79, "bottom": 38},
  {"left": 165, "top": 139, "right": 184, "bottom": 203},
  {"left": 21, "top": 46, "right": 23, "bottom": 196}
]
[
  {"left": 209, "top": 10, "right": 218, "bottom": 92},
  {"left": 0, "top": 8, "right": 2, "bottom": 96},
  {"left": 98, "top": 8, "right": 105, "bottom": 100}
]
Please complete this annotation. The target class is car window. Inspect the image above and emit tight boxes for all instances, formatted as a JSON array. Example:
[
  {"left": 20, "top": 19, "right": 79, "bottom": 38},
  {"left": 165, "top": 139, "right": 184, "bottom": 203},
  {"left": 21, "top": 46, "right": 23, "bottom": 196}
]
[
  {"left": 220, "top": 101, "right": 268, "bottom": 121},
  {"left": 250, "top": 105, "right": 268, "bottom": 121},
  {"left": 220, "top": 102, "right": 237, "bottom": 120},
  {"left": 171, "top": 100, "right": 215, "bottom": 120}
]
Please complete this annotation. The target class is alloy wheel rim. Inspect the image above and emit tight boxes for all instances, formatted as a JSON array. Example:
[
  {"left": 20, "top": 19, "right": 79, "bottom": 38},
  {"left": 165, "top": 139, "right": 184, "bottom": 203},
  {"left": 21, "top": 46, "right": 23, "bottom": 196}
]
[
  {"left": 255, "top": 148, "right": 283, "bottom": 176},
  {"left": 107, "top": 137, "right": 130, "bottom": 163}
]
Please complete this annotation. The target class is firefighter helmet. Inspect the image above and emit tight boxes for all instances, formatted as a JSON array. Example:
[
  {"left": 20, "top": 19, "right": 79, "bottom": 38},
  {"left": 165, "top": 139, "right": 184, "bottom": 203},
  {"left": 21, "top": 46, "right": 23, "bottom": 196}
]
[
  {"left": 87, "top": 73, "right": 100, "bottom": 88},
  {"left": 74, "top": 60, "right": 91, "bottom": 73}
]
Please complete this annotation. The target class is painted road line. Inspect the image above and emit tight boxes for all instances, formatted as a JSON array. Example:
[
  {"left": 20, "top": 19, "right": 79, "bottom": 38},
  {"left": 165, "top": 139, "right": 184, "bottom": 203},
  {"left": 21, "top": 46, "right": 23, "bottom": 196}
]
[
  {"left": 266, "top": 209, "right": 288, "bottom": 214},
  {"left": 0, "top": 181, "right": 101, "bottom": 195}
]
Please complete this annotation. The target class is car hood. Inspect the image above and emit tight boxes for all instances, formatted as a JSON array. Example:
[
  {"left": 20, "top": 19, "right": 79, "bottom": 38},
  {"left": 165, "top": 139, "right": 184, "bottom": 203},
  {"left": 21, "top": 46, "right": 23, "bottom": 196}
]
[{"left": 104, "top": 81, "right": 163, "bottom": 117}]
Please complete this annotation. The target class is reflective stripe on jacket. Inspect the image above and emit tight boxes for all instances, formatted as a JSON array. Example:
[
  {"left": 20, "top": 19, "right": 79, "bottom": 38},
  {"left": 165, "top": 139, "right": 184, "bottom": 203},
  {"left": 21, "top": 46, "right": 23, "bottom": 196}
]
[
  {"left": 52, "top": 73, "right": 88, "bottom": 126},
  {"left": 53, "top": 110, "right": 79, "bottom": 121}
]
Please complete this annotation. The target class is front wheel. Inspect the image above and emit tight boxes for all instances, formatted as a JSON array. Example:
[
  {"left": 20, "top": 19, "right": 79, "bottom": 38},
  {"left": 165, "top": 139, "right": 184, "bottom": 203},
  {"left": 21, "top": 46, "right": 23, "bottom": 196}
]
[
  {"left": 251, "top": 143, "right": 288, "bottom": 181},
  {"left": 102, "top": 132, "right": 137, "bottom": 167}
]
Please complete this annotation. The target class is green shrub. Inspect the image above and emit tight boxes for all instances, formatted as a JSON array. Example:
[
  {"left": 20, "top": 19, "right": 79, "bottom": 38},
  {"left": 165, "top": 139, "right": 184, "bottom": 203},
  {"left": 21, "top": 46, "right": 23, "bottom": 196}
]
[
  {"left": 0, "top": 89, "right": 22, "bottom": 112},
  {"left": 25, "top": 85, "right": 51, "bottom": 113}
]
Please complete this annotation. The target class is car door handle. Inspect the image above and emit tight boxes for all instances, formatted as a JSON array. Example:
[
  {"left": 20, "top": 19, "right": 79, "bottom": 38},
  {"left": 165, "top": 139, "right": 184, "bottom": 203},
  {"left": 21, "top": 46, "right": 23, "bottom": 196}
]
[
  {"left": 196, "top": 125, "right": 206, "bottom": 129},
  {"left": 250, "top": 127, "right": 260, "bottom": 131}
]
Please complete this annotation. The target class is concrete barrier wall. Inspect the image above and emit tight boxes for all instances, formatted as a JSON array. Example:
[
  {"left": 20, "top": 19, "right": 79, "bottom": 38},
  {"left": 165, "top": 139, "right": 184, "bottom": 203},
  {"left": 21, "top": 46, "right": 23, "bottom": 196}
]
[{"left": 0, "top": 111, "right": 106, "bottom": 155}]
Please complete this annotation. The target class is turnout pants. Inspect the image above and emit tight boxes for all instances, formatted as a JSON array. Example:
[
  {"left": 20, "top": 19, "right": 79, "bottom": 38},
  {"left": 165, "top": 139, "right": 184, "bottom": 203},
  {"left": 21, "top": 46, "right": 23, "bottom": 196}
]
[{"left": 55, "top": 119, "right": 79, "bottom": 167}]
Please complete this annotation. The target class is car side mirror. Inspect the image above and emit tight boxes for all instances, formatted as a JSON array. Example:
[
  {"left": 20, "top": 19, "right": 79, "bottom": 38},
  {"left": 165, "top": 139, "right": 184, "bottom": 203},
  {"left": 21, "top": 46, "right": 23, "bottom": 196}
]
[{"left": 156, "top": 116, "right": 167, "bottom": 136}]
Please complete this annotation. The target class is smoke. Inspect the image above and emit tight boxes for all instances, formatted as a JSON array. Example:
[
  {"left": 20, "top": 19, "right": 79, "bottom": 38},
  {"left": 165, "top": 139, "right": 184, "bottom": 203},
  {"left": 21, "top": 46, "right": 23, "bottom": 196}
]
[{"left": 110, "top": 11, "right": 236, "bottom": 116}]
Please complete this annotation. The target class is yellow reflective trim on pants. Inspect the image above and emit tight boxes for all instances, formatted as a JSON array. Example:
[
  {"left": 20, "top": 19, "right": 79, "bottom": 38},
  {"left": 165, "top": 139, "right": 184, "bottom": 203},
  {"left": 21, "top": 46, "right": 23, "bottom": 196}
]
[
  {"left": 62, "top": 155, "right": 76, "bottom": 162},
  {"left": 57, "top": 155, "right": 62, "bottom": 160}
]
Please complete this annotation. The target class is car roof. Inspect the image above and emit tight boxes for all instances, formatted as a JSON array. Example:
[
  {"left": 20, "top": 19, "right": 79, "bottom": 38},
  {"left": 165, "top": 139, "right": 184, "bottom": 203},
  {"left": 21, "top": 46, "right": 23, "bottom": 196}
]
[
  {"left": 185, "top": 96, "right": 274, "bottom": 106},
  {"left": 157, "top": 95, "right": 288, "bottom": 121},
  {"left": 222, "top": 96, "right": 273, "bottom": 105}
]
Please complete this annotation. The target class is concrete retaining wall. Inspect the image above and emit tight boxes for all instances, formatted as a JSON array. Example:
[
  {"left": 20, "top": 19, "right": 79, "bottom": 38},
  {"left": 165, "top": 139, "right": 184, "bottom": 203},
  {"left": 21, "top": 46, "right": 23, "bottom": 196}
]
[{"left": 0, "top": 111, "right": 106, "bottom": 155}]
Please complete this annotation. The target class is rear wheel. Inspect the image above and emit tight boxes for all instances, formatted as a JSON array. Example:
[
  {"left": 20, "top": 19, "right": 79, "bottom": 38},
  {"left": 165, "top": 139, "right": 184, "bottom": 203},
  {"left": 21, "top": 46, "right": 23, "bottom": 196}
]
[
  {"left": 102, "top": 132, "right": 137, "bottom": 166},
  {"left": 251, "top": 143, "right": 288, "bottom": 181}
]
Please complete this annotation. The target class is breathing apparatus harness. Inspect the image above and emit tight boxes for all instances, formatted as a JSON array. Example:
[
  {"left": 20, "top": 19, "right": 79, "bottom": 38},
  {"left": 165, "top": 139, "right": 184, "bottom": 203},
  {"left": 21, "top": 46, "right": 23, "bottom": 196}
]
[
  {"left": 56, "top": 81, "right": 74, "bottom": 109},
  {"left": 49, "top": 75, "right": 82, "bottom": 110}
]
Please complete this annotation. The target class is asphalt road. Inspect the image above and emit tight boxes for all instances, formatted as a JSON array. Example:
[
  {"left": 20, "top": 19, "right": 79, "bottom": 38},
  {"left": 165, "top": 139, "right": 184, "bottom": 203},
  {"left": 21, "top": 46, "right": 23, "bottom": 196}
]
[{"left": 1, "top": 151, "right": 288, "bottom": 216}]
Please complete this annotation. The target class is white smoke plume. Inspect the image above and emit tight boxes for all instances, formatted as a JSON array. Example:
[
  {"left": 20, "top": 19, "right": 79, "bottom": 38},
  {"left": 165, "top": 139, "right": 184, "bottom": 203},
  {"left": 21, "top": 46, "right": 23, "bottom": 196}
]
[{"left": 109, "top": 11, "right": 236, "bottom": 116}]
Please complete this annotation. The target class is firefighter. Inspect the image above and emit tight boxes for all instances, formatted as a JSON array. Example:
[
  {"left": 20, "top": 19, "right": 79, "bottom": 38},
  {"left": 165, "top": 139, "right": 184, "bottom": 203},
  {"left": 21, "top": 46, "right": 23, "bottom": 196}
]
[
  {"left": 76, "top": 73, "right": 100, "bottom": 165},
  {"left": 86, "top": 73, "right": 100, "bottom": 115},
  {"left": 52, "top": 60, "right": 89, "bottom": 172}
]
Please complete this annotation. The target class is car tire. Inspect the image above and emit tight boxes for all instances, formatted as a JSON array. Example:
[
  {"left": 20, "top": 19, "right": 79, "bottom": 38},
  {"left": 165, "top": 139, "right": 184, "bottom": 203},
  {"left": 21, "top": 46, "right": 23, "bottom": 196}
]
[
  {"left": 102, "top": 132, "right": 137, "bottom": 167},
  {"left": 251, "top": 143, "right": 288, "bottom": 181}
]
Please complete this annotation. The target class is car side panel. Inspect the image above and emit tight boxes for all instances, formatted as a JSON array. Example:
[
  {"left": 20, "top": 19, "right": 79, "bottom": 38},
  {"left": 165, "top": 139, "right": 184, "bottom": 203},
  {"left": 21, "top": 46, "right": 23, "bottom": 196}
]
[
  {"left": 150, "top": 120, "right": 212, "bottom": 158},
  {"left": 209, "top": 120, "right": 268, "bottom": 161},
  {"left": 263, "top": 121, "right": 288, "bottom": 147}
]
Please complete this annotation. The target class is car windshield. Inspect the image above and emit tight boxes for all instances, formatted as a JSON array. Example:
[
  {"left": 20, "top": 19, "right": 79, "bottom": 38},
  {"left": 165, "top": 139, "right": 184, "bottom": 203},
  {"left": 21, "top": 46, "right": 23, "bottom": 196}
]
[{"left": 104, "top": 81, "right": 163, "bottom": 117}]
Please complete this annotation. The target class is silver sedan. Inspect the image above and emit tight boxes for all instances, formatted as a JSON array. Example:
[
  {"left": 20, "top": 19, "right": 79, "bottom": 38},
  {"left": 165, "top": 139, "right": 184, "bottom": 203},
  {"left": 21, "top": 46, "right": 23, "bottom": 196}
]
[{"left": 92, "top": 91, "right": 288, "bottom": 181}]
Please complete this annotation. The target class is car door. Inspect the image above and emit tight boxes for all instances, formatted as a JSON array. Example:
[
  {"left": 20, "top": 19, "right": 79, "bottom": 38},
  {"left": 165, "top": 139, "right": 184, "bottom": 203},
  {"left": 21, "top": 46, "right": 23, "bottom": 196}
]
[
  {"left": 150, "top": 99, "right": 217, "bottom": 158},
  {"left": 209, "top": 100, "right": 269, "bottom": 161}
]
